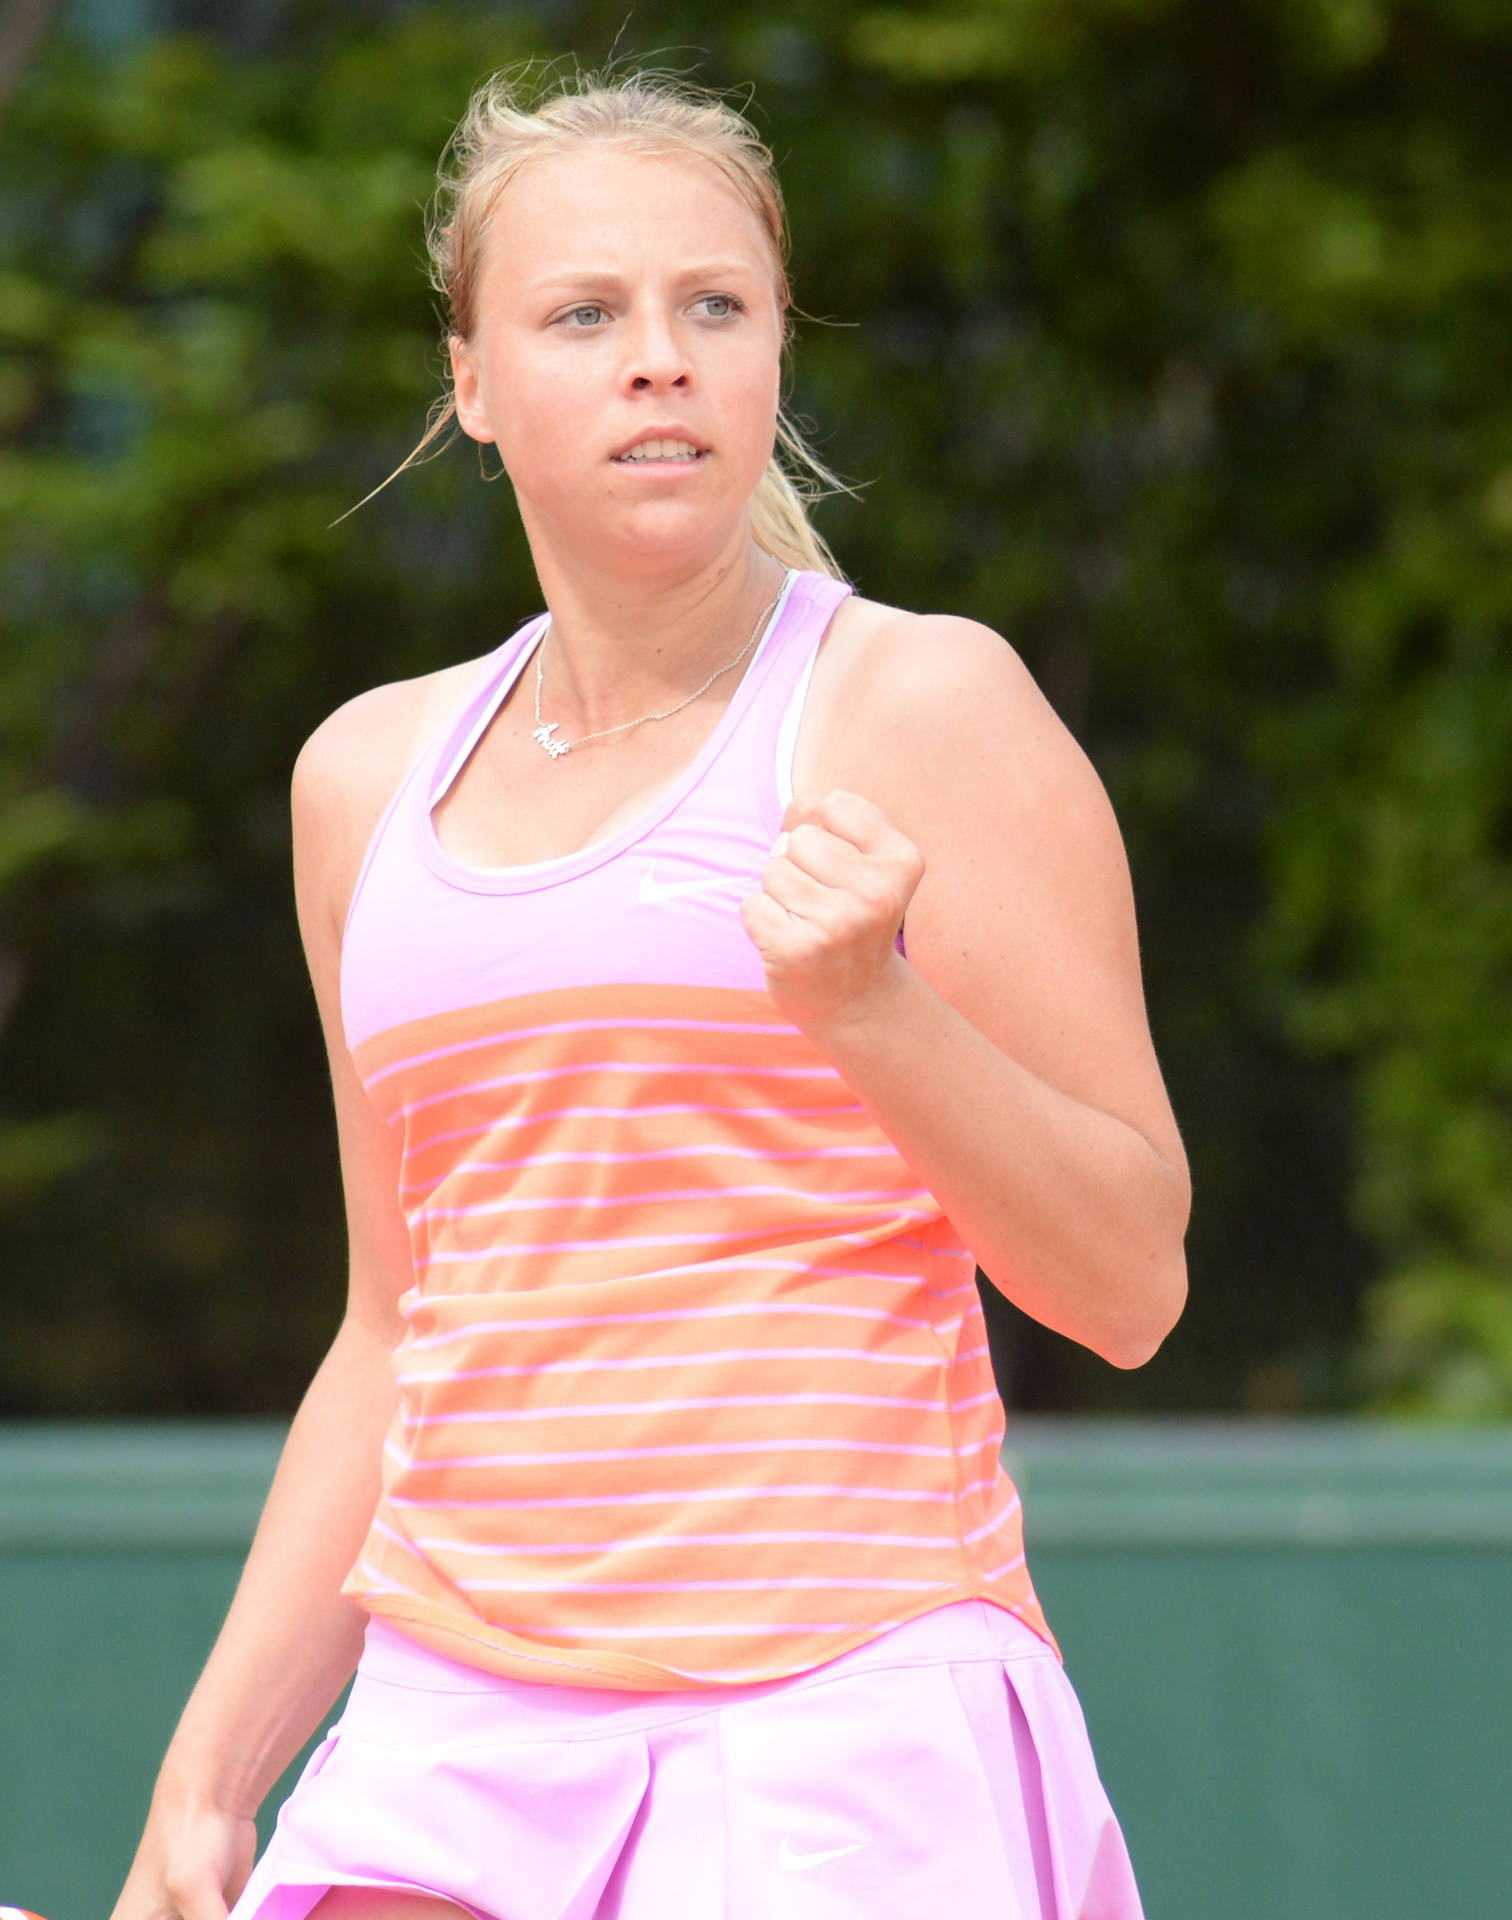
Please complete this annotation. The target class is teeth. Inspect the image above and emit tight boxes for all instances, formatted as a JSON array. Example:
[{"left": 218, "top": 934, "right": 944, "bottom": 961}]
[{"left": 618, "top": 438, "right": 701, "bottom": 462}]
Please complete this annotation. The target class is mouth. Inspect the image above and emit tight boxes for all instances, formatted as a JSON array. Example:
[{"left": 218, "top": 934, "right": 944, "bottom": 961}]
[{"left": 611, "top": 437, "right": 710, "bottom": 468}]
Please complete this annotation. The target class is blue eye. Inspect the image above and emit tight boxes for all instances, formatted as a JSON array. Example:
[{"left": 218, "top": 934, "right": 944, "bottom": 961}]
[{"left": 557, "top": 294, "right": 744, "bottom": 329}]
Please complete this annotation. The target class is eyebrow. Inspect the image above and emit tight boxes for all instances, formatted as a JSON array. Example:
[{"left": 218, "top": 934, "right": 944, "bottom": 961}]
[{"left": 527, "top": 262, "right": 761, "bottom": 295}]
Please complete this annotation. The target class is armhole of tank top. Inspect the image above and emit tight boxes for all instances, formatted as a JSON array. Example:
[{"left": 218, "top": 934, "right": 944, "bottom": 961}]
[
  {"left": 771, "top": 593, "right": 908, "bottom": 961},
  {"left": 338, "top": 735, "right": 429, "bottom": 954},
  {"left": 773, "top": 641, "right": 821, "bottom": 815},
  {"left": 339, "top": 630, "right": 540, "bottom": 953}
]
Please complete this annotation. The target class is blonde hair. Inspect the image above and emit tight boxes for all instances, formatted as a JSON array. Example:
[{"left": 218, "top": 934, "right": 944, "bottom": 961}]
[{"left": 344, "top": 60, "right": 855, "bottom": 578}]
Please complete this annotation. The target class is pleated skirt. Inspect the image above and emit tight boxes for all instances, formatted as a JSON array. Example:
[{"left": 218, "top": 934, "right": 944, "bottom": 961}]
[{"left": 229, "top": 1597, "right": 1144, "bottom": 1920}]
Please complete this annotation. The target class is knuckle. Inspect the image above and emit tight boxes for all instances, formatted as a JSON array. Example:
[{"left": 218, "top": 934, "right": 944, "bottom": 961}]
[
  {"left": 818, "top": 897, "right": 851, "bottom": 934},
  {"left": 889, "top": 828, "right": 921, "bottom": 868},
  {"left": 162, "top": 1867, "right": 197, "bottom": 1906}
]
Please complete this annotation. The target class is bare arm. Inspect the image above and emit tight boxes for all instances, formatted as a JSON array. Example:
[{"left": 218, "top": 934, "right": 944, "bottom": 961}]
[
  {"left": 111, "top": 679, "right": 450, "bottom": 1920},
  {"left": 743, "top": 612, "right": 1190, "bottom": 1369}
]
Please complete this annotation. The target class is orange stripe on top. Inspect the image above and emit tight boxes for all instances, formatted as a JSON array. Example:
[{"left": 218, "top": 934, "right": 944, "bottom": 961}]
[{"left": 339, "top": 980, "right": 1057, "bottom": 1690}]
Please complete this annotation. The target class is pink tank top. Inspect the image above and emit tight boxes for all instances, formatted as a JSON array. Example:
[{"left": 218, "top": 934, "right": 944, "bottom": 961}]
[{"left": 338, "top": 565, "right": 1057, "bottom": 1690}]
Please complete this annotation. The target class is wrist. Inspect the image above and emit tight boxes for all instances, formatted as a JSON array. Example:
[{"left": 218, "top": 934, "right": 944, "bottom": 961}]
[
  {"left": 152, "top": 1743, "right": 265, "bottom": 1824},
  {"left": 802, "top": 948, "right": 916, "bottom": 1051}
]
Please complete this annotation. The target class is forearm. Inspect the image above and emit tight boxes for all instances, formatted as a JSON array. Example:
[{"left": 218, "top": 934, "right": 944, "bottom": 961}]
[
  {"left": 810, "top": 955, "right": 1190, "bottom": 1367},
  {"left": 152, "top": 1312, "right": 400, "bottom": 1819}
]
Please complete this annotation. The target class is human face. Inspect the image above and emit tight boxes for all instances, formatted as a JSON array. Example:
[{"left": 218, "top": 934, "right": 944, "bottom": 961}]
[{"left": 450, "top": 146, "right": 785, "bottom": 567}]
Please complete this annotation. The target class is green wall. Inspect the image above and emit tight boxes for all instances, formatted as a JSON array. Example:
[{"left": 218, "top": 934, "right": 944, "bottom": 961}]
[{"left": 2, "top": 1420, "right": 1508, "bottom": 1919}]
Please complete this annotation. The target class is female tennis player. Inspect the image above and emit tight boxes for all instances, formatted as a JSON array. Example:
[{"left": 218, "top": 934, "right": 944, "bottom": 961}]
[{"left": 111, "top": 62, "right": 1188, "bottom": 1920}]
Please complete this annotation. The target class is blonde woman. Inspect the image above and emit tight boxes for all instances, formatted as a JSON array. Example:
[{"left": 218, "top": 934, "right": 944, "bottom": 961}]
[{"left": 112, "top": 63, "right": 1188, "bottom": 1920}]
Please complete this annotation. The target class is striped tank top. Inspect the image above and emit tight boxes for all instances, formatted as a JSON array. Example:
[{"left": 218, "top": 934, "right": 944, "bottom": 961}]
[{"left": 338, "top": 565, "right": 1057, "bottom": 1690}]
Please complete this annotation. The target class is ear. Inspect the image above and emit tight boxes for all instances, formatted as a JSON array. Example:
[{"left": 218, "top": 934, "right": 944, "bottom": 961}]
[{"left": 449, "top": 334, "right": 496, "bottom": 444}]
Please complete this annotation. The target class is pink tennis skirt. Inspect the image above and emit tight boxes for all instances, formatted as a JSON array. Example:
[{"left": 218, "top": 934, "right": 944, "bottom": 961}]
[{"left": 229, "top": 1598, "right": 1143, "bottom": 1920}]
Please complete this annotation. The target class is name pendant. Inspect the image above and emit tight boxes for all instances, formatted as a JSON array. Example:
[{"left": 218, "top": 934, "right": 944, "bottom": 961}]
[{"left": 532, "top": 722, "right": 571, "bottom": 759}]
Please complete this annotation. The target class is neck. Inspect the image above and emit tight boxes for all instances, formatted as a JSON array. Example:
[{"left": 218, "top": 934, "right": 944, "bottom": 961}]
[{"left": 526, "top": 536, "right": 791, "bottom": 738}]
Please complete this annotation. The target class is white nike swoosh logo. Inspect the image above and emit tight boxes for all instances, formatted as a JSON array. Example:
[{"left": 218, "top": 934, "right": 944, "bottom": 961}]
[
  {"left": 778, "top": 1836, "right": 870, "bottom": 1873},
  {"left": 637, "top": 867, "right": 746, "bottom": 905}
]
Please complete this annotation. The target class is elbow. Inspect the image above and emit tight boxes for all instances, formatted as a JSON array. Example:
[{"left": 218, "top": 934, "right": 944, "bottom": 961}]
[
  {"left": 1099, "top": 1249, "right": 1189, "bottom": 1371},
  {"left": 1102, "top": 1156, "right": 1190, "bottom": 1369},
  {"left": 1102, "top": 1329, "right": 1173, "bottom": 1371}
]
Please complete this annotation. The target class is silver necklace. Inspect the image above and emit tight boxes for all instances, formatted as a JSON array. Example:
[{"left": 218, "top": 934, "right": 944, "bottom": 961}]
[{"left": 531, "top": 575, "right": 787, "bottom": 759}]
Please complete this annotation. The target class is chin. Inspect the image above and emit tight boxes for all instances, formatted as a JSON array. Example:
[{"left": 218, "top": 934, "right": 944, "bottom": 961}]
[{"left": 604, "top": 507, "right": 735, "bottom": 553}]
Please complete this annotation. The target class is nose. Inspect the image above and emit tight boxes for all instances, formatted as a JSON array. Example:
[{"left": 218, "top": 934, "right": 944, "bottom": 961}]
[{"left": 621, "top": 305, "right": 693, "bottom": 393}]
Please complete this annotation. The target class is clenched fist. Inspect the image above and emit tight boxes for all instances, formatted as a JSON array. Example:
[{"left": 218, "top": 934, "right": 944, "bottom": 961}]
[{"left": 740, "top": 788, "right": 924, "bottom": 1032}]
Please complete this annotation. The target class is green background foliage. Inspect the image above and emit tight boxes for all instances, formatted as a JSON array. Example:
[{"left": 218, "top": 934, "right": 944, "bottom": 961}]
[{"left": 3, "top": 0, "right": 1511, "bottom": 1418}]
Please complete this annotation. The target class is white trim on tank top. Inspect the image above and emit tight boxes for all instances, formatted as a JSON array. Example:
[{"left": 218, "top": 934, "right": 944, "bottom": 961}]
[{"left": 774, "top": 635, "right": 822, "bottom": 814}]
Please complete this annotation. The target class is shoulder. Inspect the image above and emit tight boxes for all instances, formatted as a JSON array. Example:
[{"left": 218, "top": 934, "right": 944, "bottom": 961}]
[
  {"left": 840, "top": 597, "right": 1062, "bottom": 745},
  {"left": 291, "top": 662, "right": 479, "bottom": 859},
  {"left": 290, "top": 655, "right": 488, "bottom": 946},
  {"left": 822, "top": 595, "right": 1117, "bottom": 852}
]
